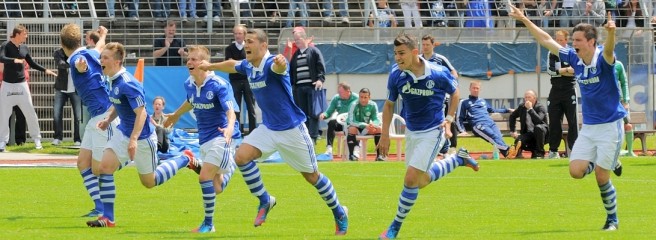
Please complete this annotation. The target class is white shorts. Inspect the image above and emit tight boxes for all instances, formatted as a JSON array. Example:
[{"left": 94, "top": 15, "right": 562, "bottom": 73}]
[
  {"left": 405, "top": 127, "right": 446, "bottom": 172},
  {"left": 81, "top": 111, "right": 119, "bottom": 161},
  {"left": 243, "top": 124, "right": 317, "bottom": 173},
  {"left": 200, "top": 136, "right": 236, "bottom": 174},
  {"left": 569, "top": 119, "right": 624, "bottom": 170},
  {"left": 105, "top": 131, "right": 158, "bottom": 174}
]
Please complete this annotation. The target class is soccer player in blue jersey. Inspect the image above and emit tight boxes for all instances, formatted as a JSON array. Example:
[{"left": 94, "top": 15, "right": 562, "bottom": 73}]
[
  {"left": 377, "top": 33, "right": 480, "bottom": 239},
  {"left": 164, "top": 45, "right": 241, "bottom": 233},
  {"left": 86, "top": 42, "right": 197, "bottom": 228},
  {"left": 60, "top": 23, "right": 116, "bottom": 218},
  {"left": 510, "top": 7, "right": 625, "bottom": 231},
  {"left": 199, "top": 28, "right": 349, "bottom": 235}
]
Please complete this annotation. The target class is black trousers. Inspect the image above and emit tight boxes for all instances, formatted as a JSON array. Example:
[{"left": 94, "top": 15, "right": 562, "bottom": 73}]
[
  {"left": 155, "top": 126, "right": 169, "bottom": 153},
  {"left": 547, "top": 97, "right": 578, "bottom": 152},
  {"left": 292, "top": 85, "right": 319, "bottom": 141},
  {"left": 231, "top": 78, "right": 256, "bottom": 134},
  {"left": 515, "top": 125, "right": 548, "bottom": 158},
  {"left": 12, "top": 106, "right": 26, "bottom": 145},
  {"left": 326, "top": 119, "right": 344, "bottom": 147}
]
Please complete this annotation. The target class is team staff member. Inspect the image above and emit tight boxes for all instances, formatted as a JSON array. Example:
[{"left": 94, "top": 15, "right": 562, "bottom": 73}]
[{"left": 0, "top": 25, "right": 57, "bottom": 152}]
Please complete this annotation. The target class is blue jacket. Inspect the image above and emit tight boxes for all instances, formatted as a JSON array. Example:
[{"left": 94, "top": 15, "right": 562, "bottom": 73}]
[{"left": 456, "top": 95, "right": 509, "bottom": 132}]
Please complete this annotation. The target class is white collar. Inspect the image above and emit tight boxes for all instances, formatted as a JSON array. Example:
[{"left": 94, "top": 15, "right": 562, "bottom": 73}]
[
  {"left": 251, "top": 51, "right": 271, "bottom": 72},
  {"left": 577, "top": 47, "right": 601, "bottom": 78},
  {"left": 234, "top": 41, "right": 244, "bottom": 50},
  {"left": 403, "top": 58, "right": 431, "bottom": 82},
  {"left": 192, "top": 71, "right": 215, "bottom": 88},
  {"left": 107, "top": 67, "right": 127, "bottom": 81}
]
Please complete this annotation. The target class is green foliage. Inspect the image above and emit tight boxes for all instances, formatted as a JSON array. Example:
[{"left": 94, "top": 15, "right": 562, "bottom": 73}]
[{"left": 0, "top": 159, "right": 655, "bottom": 239}]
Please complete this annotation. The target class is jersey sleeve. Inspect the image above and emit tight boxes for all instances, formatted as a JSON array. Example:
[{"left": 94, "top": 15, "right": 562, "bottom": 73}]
[
  {"left": 215, "top": 79, "right": 239, "bottom": 113},
  {"left": 123, "top": 81, "right": 147, "bottom": 111},
  {"left": 234, "top": 60, "right": 247, "bottom": 75},
  {"left": 386, "top": 69, "right": 399, "bottom": 102}
]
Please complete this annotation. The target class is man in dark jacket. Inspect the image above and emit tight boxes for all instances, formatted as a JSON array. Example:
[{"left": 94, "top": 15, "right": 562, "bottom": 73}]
[
  {"left": 289, "top": 30, "right": 326, "bottom": 144},
  {"left": 52, "top": 48, "right": 82, "bottom": 146},
  {"left": 507, "top": 90, "right": 548, "bottom": 159},
  {"left": 225, "top": 24, "right": 256, "bottom": 135}
]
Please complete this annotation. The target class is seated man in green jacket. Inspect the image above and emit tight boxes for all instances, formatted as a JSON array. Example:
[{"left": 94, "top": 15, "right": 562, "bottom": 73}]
[
  {"left": 346, "top": 88, "right": 383, "bottom": 161},
  {"left": 318, "top": 82, "right": 358, "bottom": 155}
]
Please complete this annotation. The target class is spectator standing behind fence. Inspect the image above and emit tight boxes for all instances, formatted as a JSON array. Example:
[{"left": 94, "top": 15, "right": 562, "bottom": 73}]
[
  {"left": 205, "top": 0, "right": 224, "bottom": 23},
  {"left": 225, "top": 25, "right": 257, "bottom": 135},
  {"left": 153, "top": 20, "right": 187, "bottom": 66},
  {"left": 560, "top": 0, "right": 577, "bottom": 27},
  {"left": 0, "top": 25, "right": 57, "bottom": 152},
  {"left": 52, "top": 48, "right": 82, "bottom": 146},
  {"left": 125, "top": 0, "right": 140, "bottom": 21},
  {"left": 507, "top": 90, "right": 548, "bottom": 159},
  {"left": 322, "top": 0, "right": 350, "bottom": 24},
  {"left": 179, "top": 0, "right": 200, "bottom": 22},
  {"left": 400, "top": 0, "right": 423, "bottom": 27},
  {"left": 152, "top": 0, "right": 171, "bottom": 22},
  {"left": 290, "top": 30, "right": 326, "bottom": 145},
  {"left": 262, "top": 0, "right": 282, "bottom": 23},
  {"left": 286, "top": 0, "right": 309, "bottom": 27},
  {"left": 465, "top": 0, "right": 493, "bottom": 28},
  {"left": 573, "top": 0, "right": 606, "bottom": 27},
  {"left": 545, "top": 30, "right": 578, "bottom": 159},
  {"left": 617, "top": 0, "right": 646, "bottom": 29},
  {"left": 369, "top": 0, "right": 398, "bottom": 27},
  {"left": 318, "top": 82, "right": 358, "bottom": 156},
  {"left": 456, "top": 81, "right": 513, "bottom": 158}
]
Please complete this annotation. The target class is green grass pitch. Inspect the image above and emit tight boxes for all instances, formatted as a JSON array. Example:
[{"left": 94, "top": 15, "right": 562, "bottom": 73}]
[{"left": 0, "top": 158, "right": 655, "bottom": 239}]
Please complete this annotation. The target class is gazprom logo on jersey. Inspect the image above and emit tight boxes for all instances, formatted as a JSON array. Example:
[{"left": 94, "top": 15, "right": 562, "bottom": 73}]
[
  {"left": 401, "top": 81, "right": 435, "bottom": 96},
  {"left": 109, "top": 97, "right": 121, "bottom": 104},
  {"left": 189, "top": 97, "right": 214, "bottom": 109},
  {"left": 250, "top": 80, "right": 267, "bottom": 89},
  {"left": 576, "top": 76, "right": 600, "bottom": 85}
]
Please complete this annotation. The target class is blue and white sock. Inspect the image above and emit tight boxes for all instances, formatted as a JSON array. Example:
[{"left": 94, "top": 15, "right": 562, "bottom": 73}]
[
  {"left": 238, "top": 161, "right": 270, "bottom": 204},
  {"left": 313, "top": 173, "right": 345, "bottom": 218},
  {"left": 391, "top": 186, "right": 419, "bottom": 230},
  {"left": 98, "top": 174, "right": 116, "bottom": 222},
  {"left": 429, "top": 156, "right": 461, "bottom": 182},
  {"left": 200, "top": 180, "right": 215, "bottom": 226},
  {"left": 154, "top": 154, "right": 189, "bottom": 186},
  {"left": 221, "top": 166, "right": 235, "bottom": 191},
  {"left": 599, "top": 181, "right": 618, "bottom": 221},
  {"left": 583, "top": 162, "right": 595, "bottom": 177},
  {"left": 80, "top": 168, "right": 103, "bottom": 212}
]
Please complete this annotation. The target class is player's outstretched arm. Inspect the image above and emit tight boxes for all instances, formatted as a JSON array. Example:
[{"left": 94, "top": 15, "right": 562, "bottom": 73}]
[
  {"left": 272, "top": 54, "right": 288, "bottom": 74},
  {"left": 94, "top": 26, "right": 108, "bottom": 52},
  {"left": 199, "top": 59, "right": 238, "bottom": 73},
  {"left": 603, "top": 12, "right": 616, "bottom": 64},
  {"left": 164, "top": 101, "right": 193, "bottom": 128},
  {"left": 508, "top": 4, "right": 561, "bottom": 54}
]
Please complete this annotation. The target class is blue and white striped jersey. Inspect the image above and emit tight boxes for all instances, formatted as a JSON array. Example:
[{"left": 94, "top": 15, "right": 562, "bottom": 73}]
[
  {"left": 184, "top": 72, "right": 241, "bottom": 145},
  {"left": 234, "top": 52, "right": 306, "bottom": 131},
  {"left": 67, "top": 47, "right": 112, "bottom": 118},
  {"left": 107, "top": 68, "right": 153, "bottom": 140},
  {"left": 387, "top": 58, "right": 457, "bottom": 132},
  {"left": 559, "top": 47, "right": 626, "bottom": 124}
]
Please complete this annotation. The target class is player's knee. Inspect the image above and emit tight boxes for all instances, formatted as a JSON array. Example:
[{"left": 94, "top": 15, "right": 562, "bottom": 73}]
[
  {"left": 624, "top": 123, "right": 632, "bottom": 131},
  {"left": 569, "top": 168, "right": 585, "bottom": 179}
]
